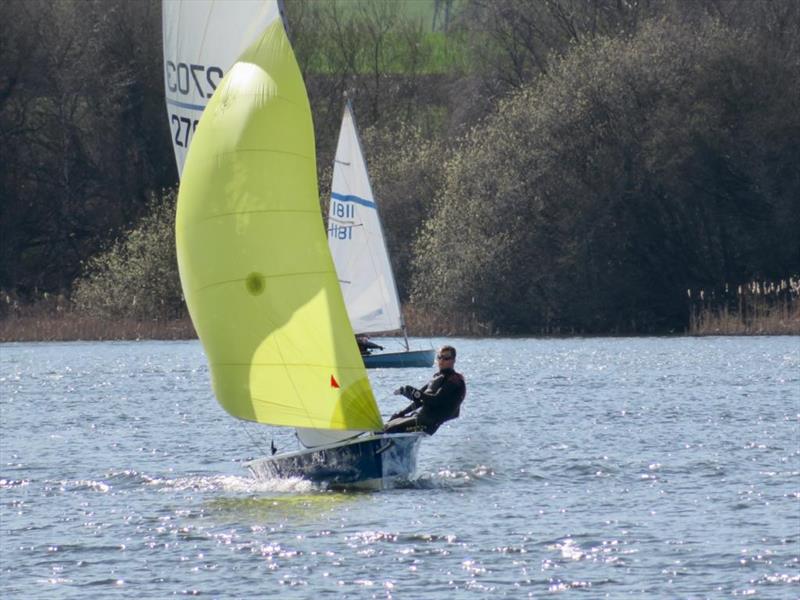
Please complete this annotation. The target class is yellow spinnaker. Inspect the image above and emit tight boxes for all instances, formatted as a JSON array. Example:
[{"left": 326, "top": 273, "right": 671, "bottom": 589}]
[{"left": 176, "top": 19, "right": 383, "bottom": 432}]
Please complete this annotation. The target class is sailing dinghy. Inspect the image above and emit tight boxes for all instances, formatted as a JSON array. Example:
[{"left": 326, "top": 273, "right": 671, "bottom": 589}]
[
  {"left": 166, "top": 0, "right": 425, "bottom": 489},
  {"left": 328, "top": 102, "right": 435, "bottom": 369}
]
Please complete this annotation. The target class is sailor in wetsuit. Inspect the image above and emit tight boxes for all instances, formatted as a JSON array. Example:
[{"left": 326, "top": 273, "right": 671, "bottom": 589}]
[
  {"left": 356, "top": 334, "right": 384, "bottom": 355},
  {"left": 383, "top": 345, "right": 466, "bottom": 435}
]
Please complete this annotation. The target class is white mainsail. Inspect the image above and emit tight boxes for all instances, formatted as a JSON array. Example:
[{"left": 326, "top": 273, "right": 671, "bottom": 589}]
[
  {"left": 162, "top": 0, "right": 280, "bottom": 177},
  {"left": 328, "top": 102, "right": 404, "bottom": 336}
]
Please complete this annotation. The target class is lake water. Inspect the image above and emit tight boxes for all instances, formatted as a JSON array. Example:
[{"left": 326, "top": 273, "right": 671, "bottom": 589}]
[{"left": 1, "top": 337, "right": 798, "bottom": 598}]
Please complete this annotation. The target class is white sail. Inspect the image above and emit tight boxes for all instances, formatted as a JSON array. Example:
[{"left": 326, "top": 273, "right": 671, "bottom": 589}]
[
  {"left": 328, "top": 102, "right": 404, "bottom": 335},
  {"left": 162, "top": 0, "right": 280, "bottom": 177}
]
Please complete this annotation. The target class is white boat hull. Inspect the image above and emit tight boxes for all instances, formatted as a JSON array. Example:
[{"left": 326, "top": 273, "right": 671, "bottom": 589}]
[{"left": 244, "top": 432, "right": 426, "bottom": 490}]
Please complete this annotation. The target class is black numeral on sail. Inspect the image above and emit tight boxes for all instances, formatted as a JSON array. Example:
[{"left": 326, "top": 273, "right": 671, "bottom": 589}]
[
  {"left": 206, "top": 66, "right": 223, "bottom": 94},
  {"left": 166, "top": 61, "right": 224, "bottom": 98},
  {"left": 332, "top": 201, "right": 355, "bottom": 219},
  {"left": 329, "top": 200, "right": 355, "bottom": 240},
  {"left": 171, "top": 114, "right": 199, "bottom": 148}
]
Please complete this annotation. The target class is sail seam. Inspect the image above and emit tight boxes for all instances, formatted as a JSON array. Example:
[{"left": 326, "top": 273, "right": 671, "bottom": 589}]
[
  {"left": 222, "top": 149, "right": 313, "bottom": 158},
  {"left": 194, "top": 271, "right": 333, "bottom": 292},
  {"left": 197, "top": 208, "right": 318, "bottom": 221}
]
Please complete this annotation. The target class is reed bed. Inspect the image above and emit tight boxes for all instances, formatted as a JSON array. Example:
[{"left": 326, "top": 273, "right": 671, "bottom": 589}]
[
  {"left": 0, "top": 300, "right": 493, "bottom": 341},
  {"left": 2, "top": 283, "right": 798, "bottom": 342},
  {"left": 0, "top": 292, "right": 195, "bottom": 342},
  {"left": 688, "top": 277, "right": 800, "bottom": 336},
  {"left": 0, "top": 314, "right": 196, "bottom": 342}
]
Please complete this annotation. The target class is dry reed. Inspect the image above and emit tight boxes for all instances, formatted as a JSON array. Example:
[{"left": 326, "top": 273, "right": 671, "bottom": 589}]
[
  {"left": 687, "top": 277, "right": 800, "bottom": 335},
  {"left": 0, "top": 314, "right": 196, "bottom": 342},
  {"left": 0, "top": 291, "right": 196, "bottom": 342},
  {"left": 2, "top": 281, "right": 798, "bottom": 341}
]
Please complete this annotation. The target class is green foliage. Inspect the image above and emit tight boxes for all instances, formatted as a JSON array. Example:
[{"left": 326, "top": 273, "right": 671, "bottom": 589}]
[
  {"left": 290, "top": 0, "right": 467, "bottom": 75},
  {"left": 288, "top": 0, "right": 472, "bottom": 169},
  {"left": 413, "top": 14, "right": 800, "bottom": 333},
  {"left": 359, "top": 122, "right": 447, "bottom": 299},
  {"left": 3, "top": 0, "right": 798, "bottom": 334},
  {"left": 72, "top": 190, "right": 185, "bottom": 321}
]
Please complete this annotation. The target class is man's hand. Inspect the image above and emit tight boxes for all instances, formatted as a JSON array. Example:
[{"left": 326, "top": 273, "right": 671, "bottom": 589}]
[{"left": 393, "top": 385, "right": 420, "bottom": 400}]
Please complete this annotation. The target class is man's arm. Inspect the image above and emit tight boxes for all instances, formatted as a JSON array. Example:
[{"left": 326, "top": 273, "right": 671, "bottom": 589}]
[
  {"left": 390, "top": 380, "right": 432, "bottom": 417},
  {"left": 419, "top": 378, "right": 462, "bottom": 409},
  {"left": 396, "top": 383, "right": 428, "bottom": 402}
]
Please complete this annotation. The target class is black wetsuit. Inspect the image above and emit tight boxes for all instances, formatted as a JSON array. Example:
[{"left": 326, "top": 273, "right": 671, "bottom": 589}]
[
  {"left": 384, "top": 367, "right": 466, "bottom": 435},
  {"left": 357, "top": 337, "right": 383, "bottom": 355}
]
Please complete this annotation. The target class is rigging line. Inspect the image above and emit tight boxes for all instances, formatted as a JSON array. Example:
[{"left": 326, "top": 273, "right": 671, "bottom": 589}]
[{"left": 239, "top": 420, "right": 272, "bottom": 457}]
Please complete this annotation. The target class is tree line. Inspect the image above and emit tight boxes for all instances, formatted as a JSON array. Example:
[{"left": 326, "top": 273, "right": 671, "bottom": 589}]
[{"left": 1, "top": 0, "right": 797, "bottom": 334}]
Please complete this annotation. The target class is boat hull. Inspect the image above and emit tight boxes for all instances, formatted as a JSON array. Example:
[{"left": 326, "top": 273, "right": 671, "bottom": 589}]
[
  {"left": 362, "top": 349, "right": 435, "bottom": 369},
  {"left": 244, "top": 433, "right": 426, "bottom": 490}
]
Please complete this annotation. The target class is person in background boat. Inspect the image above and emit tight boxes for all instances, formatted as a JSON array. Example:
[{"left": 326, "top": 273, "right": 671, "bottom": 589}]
[
  {"left": 383, "top": 345, "right": 466, "bottom": 436},
  {"left": 356, "top": 334, "right": 383, "bottom": 355}
]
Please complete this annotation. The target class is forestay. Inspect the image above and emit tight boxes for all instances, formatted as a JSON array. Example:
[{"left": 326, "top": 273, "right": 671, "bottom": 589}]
[
  {"left": 328, "top": 102, "right": 404, "bottom": 335},
  {"left": 162, "top": 0, "right": 280, "bottom": 176}
]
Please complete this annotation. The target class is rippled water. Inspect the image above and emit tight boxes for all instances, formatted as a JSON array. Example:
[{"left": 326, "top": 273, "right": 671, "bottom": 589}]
[{"left": 1, "top": 337, "right": 798, "bottom": 598}]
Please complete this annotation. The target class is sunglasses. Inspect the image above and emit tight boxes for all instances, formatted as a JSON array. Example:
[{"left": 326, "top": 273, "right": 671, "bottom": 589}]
[{"left": 437, "top": 354, "right": 454, "bottom": 360}]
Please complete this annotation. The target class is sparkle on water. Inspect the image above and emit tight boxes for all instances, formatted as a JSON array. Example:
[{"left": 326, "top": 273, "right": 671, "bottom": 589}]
[{"left": 1, "top": 337, "right": 798, "bottom": 598}]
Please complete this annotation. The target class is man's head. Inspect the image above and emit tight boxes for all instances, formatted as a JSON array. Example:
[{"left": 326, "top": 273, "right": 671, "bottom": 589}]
[{"left": 436, "top": 345, "right": 456, "bottom": 368}]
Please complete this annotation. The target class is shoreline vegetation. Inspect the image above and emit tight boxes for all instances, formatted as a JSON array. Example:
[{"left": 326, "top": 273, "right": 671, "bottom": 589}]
[
  {"left": 687, "top": 279, "right": 800, "bottom": 336},
  {"left": 2, "top": 285, "right": 797, "bottom": 343},
  {"left": 4, "top": 3, "right": 798, "bottom": 337}
]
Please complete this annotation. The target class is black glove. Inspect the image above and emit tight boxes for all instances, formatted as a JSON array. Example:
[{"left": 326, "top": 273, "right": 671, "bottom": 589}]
[
  {"left": 394, "top": 385, "right": 422, "bottom": 404},
  {"left": 407, "top": 387, "right": 423, "bottom": 404},
  {"left": 377, "top": 345, "right": 384, "bottom": 350}
]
